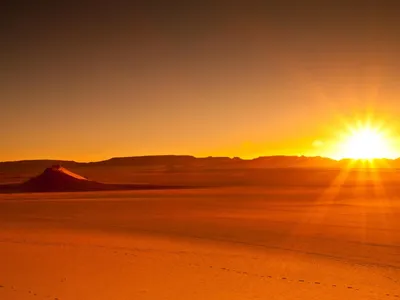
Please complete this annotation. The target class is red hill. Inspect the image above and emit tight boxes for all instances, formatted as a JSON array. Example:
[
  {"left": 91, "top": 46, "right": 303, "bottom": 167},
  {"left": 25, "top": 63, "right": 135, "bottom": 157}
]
[{"left": 20, "top": 165, "right": 108, "bottom": 192}]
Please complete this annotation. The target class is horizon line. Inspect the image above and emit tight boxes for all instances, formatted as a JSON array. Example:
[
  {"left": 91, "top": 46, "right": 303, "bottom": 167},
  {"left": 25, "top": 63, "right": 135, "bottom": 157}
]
[{"left": 1, "top": 154, "right": 400, "bottom": 164}]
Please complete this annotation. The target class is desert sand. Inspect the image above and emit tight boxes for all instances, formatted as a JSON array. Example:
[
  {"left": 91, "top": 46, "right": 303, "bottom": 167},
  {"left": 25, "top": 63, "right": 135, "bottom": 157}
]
[{"left": 1, "top": 184, "right": 400, "bottom": 299}]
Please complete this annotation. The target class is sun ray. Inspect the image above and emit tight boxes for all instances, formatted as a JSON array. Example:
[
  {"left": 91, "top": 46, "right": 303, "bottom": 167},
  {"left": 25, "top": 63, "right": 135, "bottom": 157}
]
[
  {"left": 368, "top": 164, "right": 396, "bottom": 247},
  {"left": 278, "top": 159, "right": 355, "bottom": 252}
]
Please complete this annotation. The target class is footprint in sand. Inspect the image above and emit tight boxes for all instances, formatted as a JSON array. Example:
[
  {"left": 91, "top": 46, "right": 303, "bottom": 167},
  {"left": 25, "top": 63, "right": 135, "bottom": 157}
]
[{"left": 187, "top": 262, "right": 400, "bottom": 298}]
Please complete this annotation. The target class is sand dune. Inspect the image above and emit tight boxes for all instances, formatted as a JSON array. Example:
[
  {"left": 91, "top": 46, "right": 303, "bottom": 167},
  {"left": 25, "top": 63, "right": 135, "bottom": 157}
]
[
  {"left": 52, "top": 166, "right": 88, "bottom": 180},
  {"left": 0, "top": 165, "right": 189, "bottom": 193},
  {"left": 1, "top": 187, "right": 399, "bottom": 299}
]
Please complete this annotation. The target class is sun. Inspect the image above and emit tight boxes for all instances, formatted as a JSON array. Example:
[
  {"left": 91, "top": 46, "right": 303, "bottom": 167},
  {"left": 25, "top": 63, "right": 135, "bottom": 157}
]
[{"left": 337, "top": 123, "right": 395, "bottom": 160}]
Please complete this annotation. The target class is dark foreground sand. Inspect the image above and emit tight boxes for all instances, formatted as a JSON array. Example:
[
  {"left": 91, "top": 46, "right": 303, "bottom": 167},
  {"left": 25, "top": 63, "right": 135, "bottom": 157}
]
[{"left": 1, "top": 187, "right": 400, "bottom": 299}]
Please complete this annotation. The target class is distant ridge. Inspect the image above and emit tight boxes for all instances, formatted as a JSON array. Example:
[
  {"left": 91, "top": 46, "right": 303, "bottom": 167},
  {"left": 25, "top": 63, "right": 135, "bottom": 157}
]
[
  {"left": 2, "top": 157, "right": 400, "bottom": 192},
  {"left": 1, "top": 155, "right": 398, "bottom": 169}
]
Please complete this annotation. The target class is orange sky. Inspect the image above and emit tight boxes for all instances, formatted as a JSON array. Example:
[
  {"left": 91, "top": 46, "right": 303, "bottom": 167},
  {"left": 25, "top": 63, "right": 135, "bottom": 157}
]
[{"left": 1, "top": 2, "right": 400, "bottom": 162}]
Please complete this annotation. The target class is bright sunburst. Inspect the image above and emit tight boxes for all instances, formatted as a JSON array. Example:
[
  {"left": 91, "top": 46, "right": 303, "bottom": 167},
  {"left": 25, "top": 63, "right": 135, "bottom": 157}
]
[{"left": 337, "top": 122, "right": 395, "bottom": 160}]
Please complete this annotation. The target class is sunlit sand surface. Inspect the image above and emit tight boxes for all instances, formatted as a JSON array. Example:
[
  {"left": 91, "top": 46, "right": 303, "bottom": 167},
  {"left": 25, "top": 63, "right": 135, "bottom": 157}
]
[{"left": 1, "top": 187, "right": 400, "bottom": 299}]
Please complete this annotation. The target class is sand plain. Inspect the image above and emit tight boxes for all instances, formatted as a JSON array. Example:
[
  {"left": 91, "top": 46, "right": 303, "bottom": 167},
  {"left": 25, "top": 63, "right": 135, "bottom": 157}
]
[{"left": 1, "top": 185, "right": 400, "bottom": 299}]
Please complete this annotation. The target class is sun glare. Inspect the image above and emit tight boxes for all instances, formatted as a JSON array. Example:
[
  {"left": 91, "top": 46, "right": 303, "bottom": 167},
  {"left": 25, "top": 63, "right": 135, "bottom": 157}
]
[{"left": 337, "top": 124, "right": 394, "bottom": 160}]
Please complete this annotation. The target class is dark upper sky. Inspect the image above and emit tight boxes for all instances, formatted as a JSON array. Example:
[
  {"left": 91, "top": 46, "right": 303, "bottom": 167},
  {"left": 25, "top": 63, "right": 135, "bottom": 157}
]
[{"left": 1, "top": 1, "right": 400, "bottom": 161}]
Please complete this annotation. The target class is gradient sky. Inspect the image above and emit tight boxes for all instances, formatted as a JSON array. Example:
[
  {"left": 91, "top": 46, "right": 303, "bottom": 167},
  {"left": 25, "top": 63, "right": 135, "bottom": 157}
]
[{"left": 2, "top": 1, "right": 400, "bottom": 161}]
